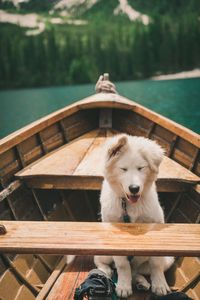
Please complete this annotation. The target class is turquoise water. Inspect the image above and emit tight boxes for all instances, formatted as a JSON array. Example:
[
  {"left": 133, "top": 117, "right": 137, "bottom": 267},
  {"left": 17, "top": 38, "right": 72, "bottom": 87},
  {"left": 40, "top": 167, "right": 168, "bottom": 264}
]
[{"left": 0, "top": 78, "right": 200, "bottom": 139}]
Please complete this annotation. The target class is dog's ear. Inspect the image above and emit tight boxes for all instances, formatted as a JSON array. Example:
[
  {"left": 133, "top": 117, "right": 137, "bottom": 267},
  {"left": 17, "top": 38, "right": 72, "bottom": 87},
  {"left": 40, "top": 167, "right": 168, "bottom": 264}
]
[
  {"left": 141, "top": 141, "right": 164, "bottom": 173},
  {"left": 107, "top": 135, "right": 128, "bottom": 161}
]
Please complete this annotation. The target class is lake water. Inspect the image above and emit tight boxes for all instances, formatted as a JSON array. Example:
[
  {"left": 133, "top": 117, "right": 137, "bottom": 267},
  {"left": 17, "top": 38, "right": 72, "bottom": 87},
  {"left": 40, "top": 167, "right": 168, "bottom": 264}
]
[{"left": 0, "top": 78, "right": 200, "bottom": 139}]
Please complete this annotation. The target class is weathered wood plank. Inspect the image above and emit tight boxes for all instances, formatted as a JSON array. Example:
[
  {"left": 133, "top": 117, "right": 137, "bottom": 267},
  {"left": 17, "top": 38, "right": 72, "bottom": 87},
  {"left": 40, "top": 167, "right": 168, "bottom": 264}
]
[
  {"left": 0, "top": 148, "right": 21, "bottom": 185},
  {"left": 0, "top": 180, "right": 22, "bottom": 202},
  {"left": 0, "top": 221, "right": 200, "bottom": 256}
]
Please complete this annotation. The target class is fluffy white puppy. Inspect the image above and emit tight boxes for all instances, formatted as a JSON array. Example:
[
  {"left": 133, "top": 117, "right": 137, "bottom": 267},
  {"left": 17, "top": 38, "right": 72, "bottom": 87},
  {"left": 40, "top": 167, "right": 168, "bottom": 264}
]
[{"left": 94, "top": 134, "right": 174, "bottom": 298}]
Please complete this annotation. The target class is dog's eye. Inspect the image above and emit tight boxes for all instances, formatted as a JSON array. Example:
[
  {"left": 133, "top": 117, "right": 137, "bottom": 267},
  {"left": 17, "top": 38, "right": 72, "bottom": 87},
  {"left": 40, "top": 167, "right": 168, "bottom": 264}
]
[
  {"left": 120, "top": 168, "right": 127, "bottom": 172},
  {"left": 138, "top": 166, "right": 145, "bottom": 171}
]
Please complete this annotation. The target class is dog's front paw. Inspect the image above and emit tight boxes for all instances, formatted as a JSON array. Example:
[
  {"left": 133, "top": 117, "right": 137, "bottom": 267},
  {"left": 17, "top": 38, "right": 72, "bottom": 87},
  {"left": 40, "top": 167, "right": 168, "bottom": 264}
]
[
  {"left": 98, "top": 264, "right": 112, "bottom": 278},
  {"left": 116, "top": 283, "right": 133, "bottom": 297},
  {"left": 136, "top": 278, "right": 150, "bottom": 291},
  {"left": 151, "top": 277, "right": 170, "bottom": 296}
]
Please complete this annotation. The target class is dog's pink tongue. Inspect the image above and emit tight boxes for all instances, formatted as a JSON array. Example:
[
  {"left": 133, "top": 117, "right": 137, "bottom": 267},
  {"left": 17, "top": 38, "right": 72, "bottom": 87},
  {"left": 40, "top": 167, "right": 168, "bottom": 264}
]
[{"left": 128, "top": 195, "right": 140, "bottom": 204}]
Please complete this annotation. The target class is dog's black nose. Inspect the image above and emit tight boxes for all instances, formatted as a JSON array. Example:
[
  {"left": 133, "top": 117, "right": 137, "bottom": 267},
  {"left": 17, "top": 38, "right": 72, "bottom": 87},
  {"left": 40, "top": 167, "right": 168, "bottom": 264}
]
[{"left": 129, "top": 185, "right": 140, "bottom": 194}]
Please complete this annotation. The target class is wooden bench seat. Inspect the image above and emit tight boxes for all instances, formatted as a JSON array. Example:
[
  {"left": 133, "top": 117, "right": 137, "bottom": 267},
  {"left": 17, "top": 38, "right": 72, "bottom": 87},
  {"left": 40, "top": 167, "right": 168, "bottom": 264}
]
[
  {"left": 16, "top": 129, "right": 200, "bottom": 192},
  {"left": 0, "top": 221, "right": 200, "bottom": 257}
]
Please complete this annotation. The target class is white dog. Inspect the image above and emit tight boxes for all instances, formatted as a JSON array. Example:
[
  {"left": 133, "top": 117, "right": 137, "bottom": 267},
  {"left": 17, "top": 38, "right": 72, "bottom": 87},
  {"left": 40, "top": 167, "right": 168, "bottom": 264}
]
[{"left": 94, "top": 134, "right": 174, "bottom": 298}]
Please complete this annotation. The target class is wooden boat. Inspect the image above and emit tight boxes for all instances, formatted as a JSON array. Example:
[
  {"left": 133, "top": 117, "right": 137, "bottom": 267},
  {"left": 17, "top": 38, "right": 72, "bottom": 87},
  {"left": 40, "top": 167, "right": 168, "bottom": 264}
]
[{"left": 0, "top": 74, "right": 199, "bottom": 300}]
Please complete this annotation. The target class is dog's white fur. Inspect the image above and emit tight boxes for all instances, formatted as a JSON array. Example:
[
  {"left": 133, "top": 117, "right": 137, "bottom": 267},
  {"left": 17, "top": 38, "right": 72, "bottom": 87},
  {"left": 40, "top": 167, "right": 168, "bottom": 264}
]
[{"left": 94, "top": 134, "right": 174, "bottom": 297}]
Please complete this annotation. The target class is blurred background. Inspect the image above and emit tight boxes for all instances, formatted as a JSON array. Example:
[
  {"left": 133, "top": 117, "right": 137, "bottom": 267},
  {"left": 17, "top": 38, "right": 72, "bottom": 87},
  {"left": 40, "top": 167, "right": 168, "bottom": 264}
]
[{"left": 0, "top": 0, "right": 200, "bottom": 137}]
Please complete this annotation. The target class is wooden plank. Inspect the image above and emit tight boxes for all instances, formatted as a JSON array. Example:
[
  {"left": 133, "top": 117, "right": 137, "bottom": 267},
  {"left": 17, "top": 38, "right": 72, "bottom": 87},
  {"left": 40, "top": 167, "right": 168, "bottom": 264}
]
[
  {"left": 113, "top": 109, "right": 154, "bottom": 138},
  {"left": 74, "top": 129, "right": 107, "bottom": 176},
  {"left": 159, "top": 156, "right": 200, "bottom": 183},
  {"left": 0, "top": 105, "right": 78, "bottom": 156},
  {"left": 36, "top": 257, "right": 66, "bottom": 300},
  {"left": 16, "top": 130, "right": 100, "bottom": 178},
  {"left": 132, "top": 101, "right": 200, "bottom": 148},
  {"left": 45, "top": 256, "right": 150, "bottom": 300},
  {"left": 14, "top": 125, "right": 199, "bottom": 192},
  {"left": 17, "top": 135, "right": 43, "bottom": 166},
  {"left": 63, "top": 120, "right": 96, "bottom": 142},
  {"left": 0, "top": 180, "right": 22, "bottom": 202},
  {"left": 59, "top": 120, "right": 68, "bottom": 143},
  {"left": 47, "top": 256, "right": 94, "bottom": 300},
  {"left": 22, "top": 176, "right": 193, "bottom": 192},
  {"left": 23, "top": 176, "right": 102, "bottom": 190},
  {"left": 0, "top": 148, "right": 21, "bottom": 185},
  {"left": 77, "top": 154, "right": 200, "bottom": 184},
  {"left": 40, "top": 132, "right": 64, "bottom": 153},
  {"left": 0, "top": 92, "right": 199, "bottom": 158},
  {"left": 0, "top": 221, "right": 200, "bottom": 256},
  {"left": 99, "top": 108, "right": 112, "bottom": 128}
]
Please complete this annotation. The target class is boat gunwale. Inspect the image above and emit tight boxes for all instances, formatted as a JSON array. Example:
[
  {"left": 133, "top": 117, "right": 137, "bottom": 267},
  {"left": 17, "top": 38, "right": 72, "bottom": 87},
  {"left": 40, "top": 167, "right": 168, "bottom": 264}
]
[
  {"left": 0, "top": 93, "right": 199, "bottom": 156},
  {"left": 0, "top": 92, "right": 200, "bottom": 299}
]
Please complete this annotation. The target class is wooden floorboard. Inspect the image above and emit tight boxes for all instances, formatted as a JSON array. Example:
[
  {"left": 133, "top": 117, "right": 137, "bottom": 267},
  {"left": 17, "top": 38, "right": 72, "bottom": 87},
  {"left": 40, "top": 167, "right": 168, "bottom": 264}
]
[
  {"left": 0, "top": 221, "right": 200, "bottom": 257},
  {"left": 47, "top": 256, "right": 94, "bottom": 300},
  {"left": 46, "top": 256, "right": 151, "bottom": 300}
]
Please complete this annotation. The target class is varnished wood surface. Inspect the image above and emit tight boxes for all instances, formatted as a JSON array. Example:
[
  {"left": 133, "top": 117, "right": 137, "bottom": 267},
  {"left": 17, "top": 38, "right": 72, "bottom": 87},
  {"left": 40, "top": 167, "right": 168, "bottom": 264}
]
[
  {"left": 16, "top": 129, "right": 105, "bottom": 178},
  {"left": 46, "top": 256, "right": 151, "bottom": 300},
  {"left": 0, "top": 93, "right": 199, "bottom": 156},
  {"left": 16, "top": 129, "right": 200, "bottom": 191},
  {"left": 0, "top": 221, "right": 200, "bottom": 256},
  {"left": 46, "top": 256, "right": 94, "bottom": 300}
]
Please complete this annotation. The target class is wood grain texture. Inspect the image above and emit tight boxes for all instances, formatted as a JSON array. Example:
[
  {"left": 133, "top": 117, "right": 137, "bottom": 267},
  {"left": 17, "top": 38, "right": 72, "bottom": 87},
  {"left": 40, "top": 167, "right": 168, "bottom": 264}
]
[
  {"left": 74, "top": 129, "right": 107, "bottom": 176},
  {"left": 0, "top": 180, "right": 21, "bottom": 202},
  {"left": 36, "top": 257, "right": 66, "bottom": 300},
  {"left": 0, "top": 221, "right": 199, "bottom": 256},
  {"left": 0, "top": 92, "right": 199, "bottom": 157},
  {"left": 23, "top": 176, "right": 102, "bottom": 190},
  {"left": 46, "top": 256, "right": 151, "bottom": 300},
  {"left": 16, "top": 130, "right": 100, "bottom": 177},
  {"left": 47, "top": 256, "right": 94, "bottom": 300},
  {"left": 16, "top": 129, "right": 200, "bottom": 191},
  {"left": 159, "top": 156, "right": 200, "bottom": 183}
]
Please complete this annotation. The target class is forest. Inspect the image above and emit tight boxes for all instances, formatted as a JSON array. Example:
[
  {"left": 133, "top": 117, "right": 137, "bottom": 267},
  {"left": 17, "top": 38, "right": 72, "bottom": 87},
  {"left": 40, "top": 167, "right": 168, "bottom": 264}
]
[{"left": 0, "top": 0, "right": 200, "bottom": 89}]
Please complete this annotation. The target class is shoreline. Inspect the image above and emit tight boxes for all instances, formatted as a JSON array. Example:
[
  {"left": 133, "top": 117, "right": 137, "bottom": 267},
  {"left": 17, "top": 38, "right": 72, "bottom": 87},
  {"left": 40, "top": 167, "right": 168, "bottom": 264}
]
[
  {"left": 1, "top": 69, "right": 200, "bottom": 91},
  {"left": 151, "top": 69, "right": 200, "bottom": 80}
]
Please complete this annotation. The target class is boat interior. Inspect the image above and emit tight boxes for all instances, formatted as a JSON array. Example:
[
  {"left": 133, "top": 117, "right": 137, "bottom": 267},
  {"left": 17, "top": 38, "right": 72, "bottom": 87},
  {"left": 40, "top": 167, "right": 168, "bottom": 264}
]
[{"left": 0, "top": 91, "right": 200, "bottom": 300}]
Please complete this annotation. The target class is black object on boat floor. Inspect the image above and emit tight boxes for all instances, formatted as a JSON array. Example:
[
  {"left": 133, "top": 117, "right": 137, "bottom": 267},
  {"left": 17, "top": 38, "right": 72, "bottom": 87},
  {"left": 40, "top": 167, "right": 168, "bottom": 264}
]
[
  {"left": 74, "top": 268, "right": 116, "bottom": 300},
  {"left": 150, "top": 291, "right": 193, "bottom": 300}
]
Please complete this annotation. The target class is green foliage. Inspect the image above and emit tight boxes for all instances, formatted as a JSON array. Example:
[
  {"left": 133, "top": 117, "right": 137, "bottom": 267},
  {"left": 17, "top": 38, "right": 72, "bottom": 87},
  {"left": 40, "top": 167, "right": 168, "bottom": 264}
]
[
  {"left": 0, "top": 0, "right": 200, "bottom": 89},
  {"left": 19, "top": 0, "right": 56, "bottom": 12},
  {"left": 128, "top": 0, "right": 200, "bottom": 16}
]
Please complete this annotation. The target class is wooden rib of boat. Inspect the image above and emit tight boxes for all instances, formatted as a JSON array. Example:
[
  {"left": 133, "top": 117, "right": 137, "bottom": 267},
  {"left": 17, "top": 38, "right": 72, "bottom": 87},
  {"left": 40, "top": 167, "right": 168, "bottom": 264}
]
[{"left": 0, "top": 75, "right": 199, "bottom": 300}]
